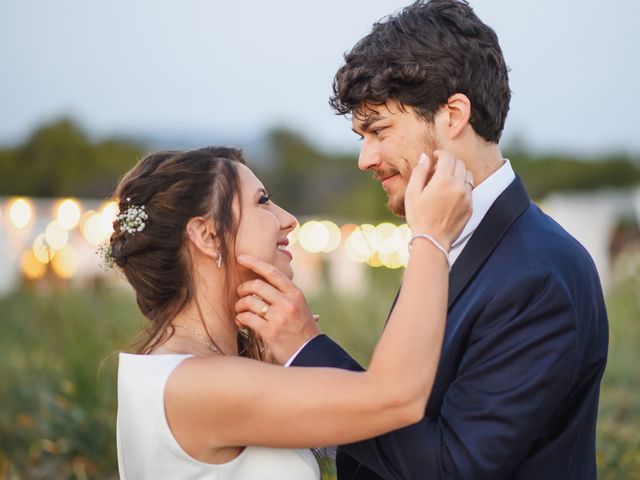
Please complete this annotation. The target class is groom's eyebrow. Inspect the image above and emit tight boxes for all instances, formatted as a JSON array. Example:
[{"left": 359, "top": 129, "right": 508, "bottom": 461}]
[{"left": 352, "top": 113, "right": 385, "bottom": 135}]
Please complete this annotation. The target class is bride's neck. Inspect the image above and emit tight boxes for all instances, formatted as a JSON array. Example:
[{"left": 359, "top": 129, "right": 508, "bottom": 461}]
[{"left": 175, "top": 283, "right": 240, "bottom": 356}]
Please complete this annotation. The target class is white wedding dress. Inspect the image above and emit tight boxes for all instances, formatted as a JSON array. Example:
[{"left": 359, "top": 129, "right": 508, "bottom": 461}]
[{"left": 117, "top": 353, "right": 320, "bottom": 480}]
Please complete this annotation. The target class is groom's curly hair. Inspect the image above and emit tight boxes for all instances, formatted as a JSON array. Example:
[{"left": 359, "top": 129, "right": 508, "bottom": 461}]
[{"left": 330, "top": 0, "right": 511, "bottom": 143}]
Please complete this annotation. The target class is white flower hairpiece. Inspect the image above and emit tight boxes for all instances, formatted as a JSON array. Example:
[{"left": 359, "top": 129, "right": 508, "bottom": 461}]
[
  {"left": 97, "top": 242, "right": 114, "bottom": 270},
  {"left": 117, "top": 198, "right": 148, "bottom": 234},
  {"left": 96, "top": 198, "right": 149, "bottom": 270}
]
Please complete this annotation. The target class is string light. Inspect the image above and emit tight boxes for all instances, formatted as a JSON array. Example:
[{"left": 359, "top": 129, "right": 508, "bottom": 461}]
[
  {"left": 9, "top": 198, "right": 33, "bottom": 229},
  {"left": 56, "top": 199, "right": 82, "bottom": 230}
]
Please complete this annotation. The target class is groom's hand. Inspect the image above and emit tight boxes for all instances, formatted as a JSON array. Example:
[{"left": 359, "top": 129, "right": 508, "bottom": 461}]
[{"left": 234, "top": 254, "right": 321, "bottom": 365}]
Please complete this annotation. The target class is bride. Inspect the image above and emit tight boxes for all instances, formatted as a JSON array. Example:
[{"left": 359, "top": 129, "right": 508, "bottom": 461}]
[{"left": 110, "top": 146, "right": 472, "bottom": 479}]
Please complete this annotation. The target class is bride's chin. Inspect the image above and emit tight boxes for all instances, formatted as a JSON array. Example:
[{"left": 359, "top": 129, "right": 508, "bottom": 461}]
[{"left": 280, "top": 264, "right": 294, "bottom": 280}]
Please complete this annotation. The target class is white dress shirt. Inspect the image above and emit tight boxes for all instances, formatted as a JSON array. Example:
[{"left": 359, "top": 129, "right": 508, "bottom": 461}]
[
  {"left": 286, "top": 159, "right": 516, "bottom": 366},
  {"left": 448, "top": 159, "right": 515, "bottom": 266}
]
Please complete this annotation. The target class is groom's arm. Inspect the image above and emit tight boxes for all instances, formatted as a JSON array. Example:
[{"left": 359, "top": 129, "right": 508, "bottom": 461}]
[
  {"left": 291, "top": 269, "right": 585, "bottom": 480},
  {"left": 290, "top": 334, "right": 364, "bottom": 371}
]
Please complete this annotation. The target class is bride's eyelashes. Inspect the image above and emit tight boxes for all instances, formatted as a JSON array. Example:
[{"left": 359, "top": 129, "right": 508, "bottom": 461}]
[{"left": 258, "top": 191, "right": 271, "bottom": 205}]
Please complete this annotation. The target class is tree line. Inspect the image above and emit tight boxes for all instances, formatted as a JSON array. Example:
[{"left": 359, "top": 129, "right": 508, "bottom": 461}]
[{"left": 1, "top": 118, "right": 639, "bottom": 222}]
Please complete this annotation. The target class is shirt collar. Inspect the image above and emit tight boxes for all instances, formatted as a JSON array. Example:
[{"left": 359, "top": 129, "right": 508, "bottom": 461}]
[{"left": 451, "top": 158, "right": 516, "bottom": 249}]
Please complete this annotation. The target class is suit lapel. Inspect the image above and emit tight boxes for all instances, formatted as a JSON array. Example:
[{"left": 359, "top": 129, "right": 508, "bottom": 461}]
[
  {"left": 385, "top": 177, "right": 531, "bottom": 318},
  {"left": 448, "top": 176, "right": 531, "bottom": 309}
]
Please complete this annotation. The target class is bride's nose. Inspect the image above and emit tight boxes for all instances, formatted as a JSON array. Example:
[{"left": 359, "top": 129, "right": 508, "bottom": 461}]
[{"left": 278, "top": 206, "right": 297, "bottom": 233}]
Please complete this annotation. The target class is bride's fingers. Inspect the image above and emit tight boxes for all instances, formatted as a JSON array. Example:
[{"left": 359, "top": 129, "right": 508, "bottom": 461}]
[
  {"left": 237, "top": 254, "right": 292, "bottom": 292},
  {"left": 430, "top": 150, "right": 456, "bottom": 181},
  {"left": 406, "top": 153, "right": 431, "bottom": 195},
  {"left": 452, "top": 158, "right": 466, "bottom": 180}
]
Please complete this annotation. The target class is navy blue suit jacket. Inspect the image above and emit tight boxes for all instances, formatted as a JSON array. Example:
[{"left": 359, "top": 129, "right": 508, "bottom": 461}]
[{"left": 292, "top": 177, "right": 608, "bottom": 480}]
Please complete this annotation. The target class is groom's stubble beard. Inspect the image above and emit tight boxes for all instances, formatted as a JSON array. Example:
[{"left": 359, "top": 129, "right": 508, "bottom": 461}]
[{"left": 385, "top": 129, "right": 439, "bottom": 217}]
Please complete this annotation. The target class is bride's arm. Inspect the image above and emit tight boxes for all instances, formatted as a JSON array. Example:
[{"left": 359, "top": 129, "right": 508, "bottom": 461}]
[{"left": 165, "top": 152, "right": 472, "bottom": 450}]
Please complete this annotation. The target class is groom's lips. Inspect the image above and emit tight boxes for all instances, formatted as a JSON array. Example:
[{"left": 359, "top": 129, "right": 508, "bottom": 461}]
[
  {"left": 380, "top": 173, "right": 398, "bottom": 189},
  {"left": 374, "top": 169, "right": 400, "bottom": 185}
]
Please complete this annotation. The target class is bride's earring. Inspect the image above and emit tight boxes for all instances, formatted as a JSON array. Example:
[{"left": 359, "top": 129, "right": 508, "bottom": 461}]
[{"left": 216, "top": 252, "right": 223, "bottom": 269}]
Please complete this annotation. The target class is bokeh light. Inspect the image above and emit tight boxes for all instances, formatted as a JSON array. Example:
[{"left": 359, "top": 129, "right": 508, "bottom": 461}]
[
  {"left": 321, "top": 221, "right": 341, "bottom": 253},
  {"left": 98, "top": 201, "right": 118, "bottom": 239},
  {"left": 346, "top": 224, "right": 379, "bottom": 259},
  {"left": 376, "top": 223, "right": 398, "bottom": 255},
  {"left": 20, "top": 250, "right": 47, "bottom": 280},
  {"left": 56, "top": 198, "right": 82, "bottom": 230},
  {"left": 51, "top": 244, "right": 79, "bottom": 279},
  {"left": 380, "top": 251, "right": 404, "bottom": 269},
  {"left": 81, "top": 210, "right": 103, "bottom": 246},
  {"left": 45, "top": 221, "right": 69, "bottom": 250},
  {"left": 299, "top": 221, "right": 330, "bottom": 253},
  {"left": 32, "top": 234, "right": 54, "bottom": 264},
  {"left": 288, "top": 222, "right": 300, "bottom": 246},
  {"left": 367, "top": 252, "right": 384, "bottom": 268},
  {"left": 8, "top": 197, "right": 33, "bottom": 229}
]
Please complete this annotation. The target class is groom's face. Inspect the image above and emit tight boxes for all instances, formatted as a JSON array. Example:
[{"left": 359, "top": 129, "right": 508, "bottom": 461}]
[{"left": 352, "top": 101, "right": 439, "bottom": 216}]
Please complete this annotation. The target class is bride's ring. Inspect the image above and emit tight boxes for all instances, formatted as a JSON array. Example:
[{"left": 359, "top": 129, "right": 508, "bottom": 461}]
[
  {"left": 260, "top": 303, "right": 270, "bottom": 318},
  {"left": 464, "top": 171, "right": 474, "bottom": 189}
]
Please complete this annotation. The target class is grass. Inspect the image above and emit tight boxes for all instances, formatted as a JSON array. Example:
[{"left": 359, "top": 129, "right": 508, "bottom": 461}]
[
  {"left": 595, "top": 250, "right": 640, "bottom": 479},
  {"left": 0, "top": 260, "right": 638, "bottom": 479}
]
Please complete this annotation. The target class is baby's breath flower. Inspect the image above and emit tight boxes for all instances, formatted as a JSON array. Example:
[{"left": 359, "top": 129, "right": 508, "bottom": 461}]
[
  {"left": 117, "top": 204, "right": 148, "bottom": 235},
  {"left": 97, "top": 242, "right": 114, "bottom": 270}
]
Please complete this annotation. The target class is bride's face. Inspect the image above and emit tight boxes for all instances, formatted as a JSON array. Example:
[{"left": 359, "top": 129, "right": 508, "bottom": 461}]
[{"left": 233, "top": 164, "right": 297, "bottom": 279}]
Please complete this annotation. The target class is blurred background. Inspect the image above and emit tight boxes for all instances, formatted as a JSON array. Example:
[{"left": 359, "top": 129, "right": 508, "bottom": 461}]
[{"left": 1, "top": 0, "right": 639, "bottom": 478}]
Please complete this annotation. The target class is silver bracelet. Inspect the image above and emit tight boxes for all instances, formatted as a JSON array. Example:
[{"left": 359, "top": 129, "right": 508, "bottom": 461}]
[{"left": 408, "top": 234, "right": 450, "bottom": 263}]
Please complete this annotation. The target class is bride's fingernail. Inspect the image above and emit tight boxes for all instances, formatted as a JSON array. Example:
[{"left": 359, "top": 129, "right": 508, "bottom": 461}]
[{"left": 419, "top": 153, "right": 428, "bottom": 165}]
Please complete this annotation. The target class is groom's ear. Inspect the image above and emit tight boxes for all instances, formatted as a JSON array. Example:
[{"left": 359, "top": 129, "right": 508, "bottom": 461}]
[
  {"left": 185, "top": 217, "right": 219, "bottom": 259},
  {"left": 440, "top": 93, "right": 472, "bottom": 140}
]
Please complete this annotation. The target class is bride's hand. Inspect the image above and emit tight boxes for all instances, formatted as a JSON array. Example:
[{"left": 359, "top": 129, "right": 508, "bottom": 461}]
[
  {"left": 404, "top": 150, "right": 473, "bottom": 251},
  {"left": 234, "top": 255, "right": 321, "bottom": 364}
]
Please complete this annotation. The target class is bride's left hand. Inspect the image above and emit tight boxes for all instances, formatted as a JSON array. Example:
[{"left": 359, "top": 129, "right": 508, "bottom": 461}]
[{"left": 234, "top": 254, "right": 321, "bottom": 365}]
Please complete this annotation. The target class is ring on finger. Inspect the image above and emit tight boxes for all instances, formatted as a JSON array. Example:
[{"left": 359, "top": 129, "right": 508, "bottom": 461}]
[
  {"left": 464, "top": 172, "right": 474, "bottom": 189},
  {"left": 260, "top": 303, "right": 270, "bottom": 318}
]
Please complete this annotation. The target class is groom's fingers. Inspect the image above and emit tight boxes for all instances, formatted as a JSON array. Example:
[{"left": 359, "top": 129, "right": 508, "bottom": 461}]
[
  {"left": 237, "top": 278, "right": 281, "bottom": 307},
  {"left": 235, "top": 294, "right": 268, "bottom": 316},
  {"left": 235, "top": 311, "right": 268, "bottom": 336},
  {"left": 237, "top": 254, "right": 292, "bottom": 292}
]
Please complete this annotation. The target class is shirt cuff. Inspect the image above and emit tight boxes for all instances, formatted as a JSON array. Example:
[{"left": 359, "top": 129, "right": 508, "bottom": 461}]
[{"left": 284, "top": 335, "right": 319, "bottom": 367}]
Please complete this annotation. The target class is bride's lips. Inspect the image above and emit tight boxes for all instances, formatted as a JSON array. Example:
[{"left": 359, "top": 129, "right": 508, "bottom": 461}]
[{"left": 277, "top": 239, "right": 293, "bottom": 261}]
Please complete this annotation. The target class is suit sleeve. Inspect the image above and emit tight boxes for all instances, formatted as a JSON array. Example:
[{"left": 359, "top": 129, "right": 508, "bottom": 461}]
[
  {"left": 294, "top": 270, "right": 580, "bottom": 480},
  {"left": 290, "top": 334, "right": 364, "bottom": 371}
]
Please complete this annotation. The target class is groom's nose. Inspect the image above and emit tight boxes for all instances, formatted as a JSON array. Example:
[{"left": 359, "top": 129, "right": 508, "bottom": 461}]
[{"left": 358, "top": 141, "right": 382, "bottom": 172}]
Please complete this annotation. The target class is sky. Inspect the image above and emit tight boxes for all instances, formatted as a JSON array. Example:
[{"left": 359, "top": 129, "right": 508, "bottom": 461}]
[{"left": 1, "top": 0, "right": 639, "bottom": 156}]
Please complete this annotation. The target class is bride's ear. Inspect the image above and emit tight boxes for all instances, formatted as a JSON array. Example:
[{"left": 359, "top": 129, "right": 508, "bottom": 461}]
[{"left": 185, "top": 217, "right": 219, "bottom": 259}]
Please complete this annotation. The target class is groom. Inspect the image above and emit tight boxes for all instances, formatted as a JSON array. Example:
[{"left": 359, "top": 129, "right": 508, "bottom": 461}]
[{"left": 258, "top": 1, "right": 608, "bottom": 478}]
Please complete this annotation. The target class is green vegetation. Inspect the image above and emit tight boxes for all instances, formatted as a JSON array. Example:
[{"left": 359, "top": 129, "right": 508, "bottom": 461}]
[
  {"left": 2, "top": 118, "right": 639, "bottom": 221},
  {"left": 0, "top": 260, "right": 638, "bottom": 479},
  {"left": 0, "top": 119, "right": 144, "bottom": 198},
  {"left": 0, "top": 287, "right": 142, "bottom": 479},
  {"left": 596, "top": 250, "right": 640, "bottom": 479}
]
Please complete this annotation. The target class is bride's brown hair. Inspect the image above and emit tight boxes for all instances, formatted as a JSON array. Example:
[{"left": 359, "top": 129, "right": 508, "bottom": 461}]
[{"left": 109, "top": 146, "right": 263, "bottom": 358}]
